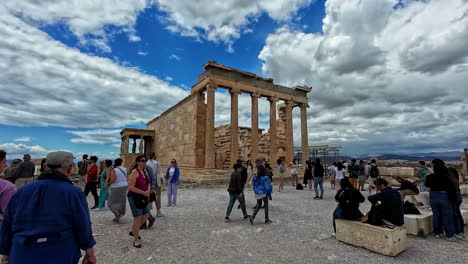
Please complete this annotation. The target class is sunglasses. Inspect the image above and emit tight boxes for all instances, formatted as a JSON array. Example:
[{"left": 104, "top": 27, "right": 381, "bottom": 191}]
[
  {"left": 171, "top": 161, "right": 176, "bottom": 163},
  {"left": 139, "top": 160, "right": 147, "bottom": 162}
]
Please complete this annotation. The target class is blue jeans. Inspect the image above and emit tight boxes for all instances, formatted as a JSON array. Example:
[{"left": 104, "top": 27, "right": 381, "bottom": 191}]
[
  {"left": 429, "top": 192, "right": 454, "bottom": 238},
  {"left": 333, "top": 206, "right": 363, "bottom": 232},
  {"left": 453, "top": 193, "right": 464, "bottom": 235},
  {"left": 314, "top": 177, "right": 324, "bottom": 197},
  {"left": 226, "top": 193, "right": 247, "bottom": 218}
]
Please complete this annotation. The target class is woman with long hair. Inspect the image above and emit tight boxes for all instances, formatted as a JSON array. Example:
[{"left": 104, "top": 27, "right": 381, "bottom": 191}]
[
  {"left": 424, "top": 159, "right": 455, "bottom": 240},
  {"left": 332, "top": 178, "right": 365, "bottom": 233},
  {"left": 303, "top": 160, "right": 313, "bottom": 190},
  {"left": 249, "top": 167, "right": 273, "bottom": 225},
  {"left": 97, "top": 160, "right": 112, "bottom": 209},
  {"left": 127, "top": 155, "right": 151, "bottom": 248},
  {"left": 165, "top": 159, "right": 180, "bottom": 206}
]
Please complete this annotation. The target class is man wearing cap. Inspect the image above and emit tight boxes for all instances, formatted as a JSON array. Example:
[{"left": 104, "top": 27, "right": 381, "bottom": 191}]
[
  {"left": 0, "top": 151, "right": 96, "bottom": 264},
  {"left": 12, "top": 154, "right": 35, "bottom": 183}
]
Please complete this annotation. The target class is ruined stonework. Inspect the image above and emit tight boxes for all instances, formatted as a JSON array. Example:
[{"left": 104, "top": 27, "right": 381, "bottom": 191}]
[{"left": 146, "top": 93, "right": 206, "bottom": 167}]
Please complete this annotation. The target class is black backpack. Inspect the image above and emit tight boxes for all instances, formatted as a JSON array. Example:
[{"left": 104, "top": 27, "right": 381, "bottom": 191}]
[
  {"left": 296, "top": 183, "right": 304, "bottom": 190},
  {"left": 369, "top": 165, "right": 379, "bottom": 178},
  {"left": 403, "top": 201, "right": 421, "bottom": 215},
  {"left": 366, "top": 203, "right": 384, "bottom": 226}
]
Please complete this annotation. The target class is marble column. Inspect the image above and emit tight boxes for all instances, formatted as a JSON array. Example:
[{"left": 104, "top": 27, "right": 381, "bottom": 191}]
[
  {"left": 250, "top": 93, "right": 260, "bottom": 162},
  {"left": 139, "top": 136, "right": 144, "bottom": 153},
  {"left": 300, "top": 104, "right": 309, "bottom": 168},
  {"left": 285, "top": 100, "right": 294, "bottom": 163},
  {"left": 230, "top": 88, "right": 240, "bottom": 166},
  {"left": 205, "top": 84, "right": 216, "bottom": 169},
  {"left": 269, "top": 97, "right": 278, "bottom": 164}
]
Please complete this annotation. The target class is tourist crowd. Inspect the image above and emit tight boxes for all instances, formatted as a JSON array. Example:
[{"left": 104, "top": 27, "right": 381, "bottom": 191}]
[{"left": 0, "top": 148, "right": 465, "bottom": 263}]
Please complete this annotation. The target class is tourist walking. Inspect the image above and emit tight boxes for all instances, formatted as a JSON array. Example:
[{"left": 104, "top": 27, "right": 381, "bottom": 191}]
[
  {"left": 77, "top": 154, "right": 89, "bottom": 185},
  {"left": 107, "top": 158, "right": 128, "bottom": 223},
  {"left": 147, "top": 152, "right": 165, "bottom": 218},
  {"left": 313, "top": 158, "right": 325, "bottom": 199},
  {"left": 249, "top": 167, "right": 273, "bottom": 225},
  {"left": 0, "top": 150, "right": 16, "bottom": 229},
  {"left": 0, "top": 151, "right": 96, "bottom": 264},
  {"left": 415, "top": 161, "right": 430, "bottom": 192},
  {"left": 332, "top": 178, "right": 365, "bottom": 233},
  {"left": 13, "top": 154, "right": 35, "bottom": 183},
  {"left": 277, "top": 159, "right": 286, "bottom": 192},
  {"left": 368, "top": 178, "right": 404, "bottom": 226},
  {"left": 246, "top": 160, "right": 254, "bottom": 182},
  {"left": 348, "top": 159, "right": 359, "bottom": 189},
  {"left": 304, "top": 160, "right": 313, "bottom": 190},
  {"left": 225, "top": 163, "right": 249, "bottom": 222},
  {"left": 424, "top": 159, "right": 455, "bottom": 240},
  {"left": 329, "top": 162, "right": 337, "bottom": 189},
  {"left": 448, "top": 167, "right": 465, "bottom": 239},
  {"left": 357, "top": 160, "right": 366, "bottom": 191},
  {"left": 127, "top": 155, "right": 151, "bottom": 248},
  {"left": 84, "top": 155, "right": 99, "bottom": 209},
  {"left": 334, "top": 162, "right": 346, "bottom": 190},
  {"left": 97, "top": 160, "right": 112, "bottom": 209},
  {"left": 165, "top": 159, "right": 180, "bottom": 206},
  {"left": 142, "top": 164, "right": 157, "bottom": 229},
  {"left": 290, "top": 159, "right": 298, "bottom": 186}
]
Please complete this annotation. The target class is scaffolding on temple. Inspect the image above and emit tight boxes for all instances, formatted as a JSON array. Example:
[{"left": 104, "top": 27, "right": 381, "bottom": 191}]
[{"left": 293, "top": 145, "right": 343, "bottom": 175}]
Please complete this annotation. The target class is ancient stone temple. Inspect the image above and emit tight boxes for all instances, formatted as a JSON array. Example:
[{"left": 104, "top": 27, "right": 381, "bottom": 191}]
[{"left": 120, "top": 62, "right": 311, "bottom": 182}]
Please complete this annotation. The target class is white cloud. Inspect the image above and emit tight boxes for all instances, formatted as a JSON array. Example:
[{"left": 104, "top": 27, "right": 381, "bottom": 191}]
[
  {"left": 164, "top": 76, "right": 173, "bottom": 82},
  {"left": 0, "top": 143, "right": 52, "bottom": 159},
  {"left": 169, "top": 54, "right": 181, "bottom": 61},
  {"left": 0, "top": 10, "right": 188, "bottom": 128},
  {"left": 259, "top": 0, "right": 468, "bottom": 154},
  {"left": 155, "top": 0, "right": 312, "bottom": 49},
  {"left": 13, "top": 137, "right": 32, "bottom": 142},
  {"left": 137, "top": 51, "right": 148, "bottom": 56},
  {"left": 2, "top": 0, "right": 150, "bottom": 51},
  {"left": 67, "top": 129, "right": 121, "bottom": 145}
]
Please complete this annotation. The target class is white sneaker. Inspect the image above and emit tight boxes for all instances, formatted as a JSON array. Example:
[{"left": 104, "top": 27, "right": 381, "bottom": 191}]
[
  {"left": 434, "top": 234, "right": 442, "bottom": 239},
  {"left": 446, "top": 236, "right": 457, "bottom": 242},
  {"left": 454, "top": 234, "right": 466, "bottom": 240}
]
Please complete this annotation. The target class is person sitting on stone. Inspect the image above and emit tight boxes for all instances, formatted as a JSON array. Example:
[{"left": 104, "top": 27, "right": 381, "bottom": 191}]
[
  {"left": 368, "top": 178, "right": 404, "bottom": 226},
  {"left": 395, "top": 176, "right": 420, "bottom": 201},
  {"left": 332, "top": 178, "right": 365, "bottom": 233}
]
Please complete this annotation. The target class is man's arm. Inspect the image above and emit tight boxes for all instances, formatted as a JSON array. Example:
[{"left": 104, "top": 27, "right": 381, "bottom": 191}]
[
  {"left": 71, "top": 189, "right": 96, "bottom": 251},
  {"left": 368, "top": 191, "right": 382, "bottom": 204},
  {"left": 146, "top": 166, "right": 157, "bottom": 189},
  {"left": 0, "top": 195, "right": 16, "bottom": 256}
]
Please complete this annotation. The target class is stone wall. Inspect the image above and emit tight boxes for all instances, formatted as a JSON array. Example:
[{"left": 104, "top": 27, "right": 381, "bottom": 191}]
[{"left": 146, "top": 93, "right": 206, "bottom": 167}]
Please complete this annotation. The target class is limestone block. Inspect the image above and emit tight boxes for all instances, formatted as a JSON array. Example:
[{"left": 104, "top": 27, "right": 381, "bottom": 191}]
[
  {"left": 404, "top": 211, "right": 433, "bottom": 236},
  {"left": 335, "top": 219, "right": 407, "bottom": 257},
  {"left": 462, "top": 209, "right": 468, "bottom": 225},
  {"left": 460, "top": 184, "right": 468, "bottom": 196}
]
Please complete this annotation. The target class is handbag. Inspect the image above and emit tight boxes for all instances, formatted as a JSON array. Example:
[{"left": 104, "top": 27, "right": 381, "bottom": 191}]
[
  {"left": 149, "top": 192, "right": 156, "bottom": 203},
  {"left": 133, "top": 194, "right": 149, "bottom": 209}
]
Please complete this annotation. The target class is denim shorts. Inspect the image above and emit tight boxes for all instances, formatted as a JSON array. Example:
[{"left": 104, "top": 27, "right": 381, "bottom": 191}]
[
  {"left": 358, "top": 175, "right": 366, "bottom": 182},
  {"left": 128, "top": 195, "right": 150, "bottom": 217}
]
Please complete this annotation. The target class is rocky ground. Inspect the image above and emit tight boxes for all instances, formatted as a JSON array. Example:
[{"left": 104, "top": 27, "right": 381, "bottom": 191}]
[{"left": 84, "top": 182, "right": 468, "bottom": 264}]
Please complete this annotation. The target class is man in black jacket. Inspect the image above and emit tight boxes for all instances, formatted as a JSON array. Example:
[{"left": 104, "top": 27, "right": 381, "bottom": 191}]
[
  {"left": 395, "top": 176, "right": 420, "bottom": 201},
  {"left": 225, "top": 163, "right": 249, "bottom": 222},
  {"left": 13, "top": 154, "right": 35, "bottom": 183},
  {"left": 368, "top": 178, "right": 404, "bottom": 226}
]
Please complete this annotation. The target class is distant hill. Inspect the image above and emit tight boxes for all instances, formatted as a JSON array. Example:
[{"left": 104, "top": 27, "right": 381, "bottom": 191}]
[{"left": 353, "top": 151, "right": 462, "bottom": 162}]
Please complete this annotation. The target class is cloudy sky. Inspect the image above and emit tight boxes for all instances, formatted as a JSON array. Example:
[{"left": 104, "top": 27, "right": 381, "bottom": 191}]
[{"left": 0, "top": 0, "right": 467, "bottom": 159}]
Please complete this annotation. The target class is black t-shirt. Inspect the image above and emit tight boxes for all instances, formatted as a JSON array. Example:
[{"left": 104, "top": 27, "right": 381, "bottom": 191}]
[
  {"left": 240, "top": 166, "right": 248, "bottom": 185},
  {"left": 424, "top": 173, "right": 451, "bottom": 192}
]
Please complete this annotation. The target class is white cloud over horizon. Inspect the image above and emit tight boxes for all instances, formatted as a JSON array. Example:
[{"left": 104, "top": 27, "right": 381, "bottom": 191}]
[
  {"left": 259, "top": 0, "right": 468, "bottom": 154},
  {"left": 13, "top": 137, "right": 32, "bottom": 142}
]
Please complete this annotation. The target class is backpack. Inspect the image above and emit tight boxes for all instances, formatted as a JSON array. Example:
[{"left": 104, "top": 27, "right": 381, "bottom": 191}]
[
  {"left": 369, "top": 165, "right": 379, "bottom": 178},
  {"left": 365, "top": 203, "right": 384, "bottom": 226},
  {"left": 78, "top": 161, "right": 88, "bottom": 175},
  {"left": 403, "top": 201, "right": 421, "bottom": 215},
  {"left": 296, "top": 183, "right": 304, "bottom": 190}
]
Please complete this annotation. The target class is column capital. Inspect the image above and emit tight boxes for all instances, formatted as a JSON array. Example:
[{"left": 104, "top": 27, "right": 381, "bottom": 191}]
[
  {"left": 251, "top": 92, "right": 261, "bottom": 98},
  {"left": 206, "top": 83, "right": 216, "bottom": 91},
  {"left": 268, "top": 96, "right": 279, "bottom": 102},
  {"left": 230, "top": 88, "right": 242, "bottom": 95},
  {"left": 299, "top": 103, "right": 310, "bottom": 109}
]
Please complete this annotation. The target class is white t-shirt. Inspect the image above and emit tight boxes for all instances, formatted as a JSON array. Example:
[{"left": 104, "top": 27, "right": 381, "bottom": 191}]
[
  {"left": 290, "top": 163, "right": 297, "bottom": 174},
  {"left": 335, "top": 168, "right": 345, "bottom": 179},
  {"left": 169, "top": 167, "right": 175, "bottom": 177},
  {"left": 111, "top": 166, "right": 128, "bottom": 188},
  {"left": 147, "top": 159, "right": 160, "bottom": 175}
]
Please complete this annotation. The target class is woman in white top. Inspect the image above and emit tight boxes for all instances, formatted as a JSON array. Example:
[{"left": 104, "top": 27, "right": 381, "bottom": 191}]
[
  {"left": 290, "top": 159, "right": 298, "bottom": 186},
  {"left": 107, "top": 158, "right": 128, "bottom": 223},
  {"left": 334, "top": 162, "right": 346, "bottom": 190}
]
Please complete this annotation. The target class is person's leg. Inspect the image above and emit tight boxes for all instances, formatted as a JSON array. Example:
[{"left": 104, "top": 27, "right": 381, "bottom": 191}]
[
  {"left": 314, "top": 179, "right": 319, "bottom": 197},
  {"left": 335, "top": 179, "right": 341, "bottom": 190},
  {"left": 83, "top": 182, "right": 90, "bottom": 196},
  {"left": 167, "top": 183, "right": 173, "bottom": 206},
  {"left": 439, "top": 194, "right": 455, "bottom": 238},
  {"left": 429, "top": 193, "right": 441, "bottom": 236},
  {"left": 252, "top": 199, "right": 262, "bottom": 218},
  {"left": 238, "top": 194, "right": 248, "bottom": 217},
  {"left": 453, "top": 194, "right": 464, "bottom": 234},
  {"left": 226, "top": 194, "right": 237, "bottom": 218},
  {"left": 319, "top": 177, "right": 324, "bottom": 198},
  {"left": 279, "top": 176, "right": 283, "bottom": 191},
  {"left": 132, "top": 216, "right": 142, "bottom": 245},
  {"left": 307, "top": 179, "right": 312, "bottom": 190},
  {"left": 264, "top": 196, "right": 269, "bottom": 221},
  {"left": 98, "top": 187, "right": 107, "bottom": 208},
  {"left": 90, "top": 182, "right": 99, "bottom": 208},
  {"left": 156, "top": 186, "right": 162, "bottom": 211},
  {"left": 333, "top": 207, "right": 343, "bottom": 233},
  {"left": 172, "top": 183, "right": 178, "bottom": 205}
]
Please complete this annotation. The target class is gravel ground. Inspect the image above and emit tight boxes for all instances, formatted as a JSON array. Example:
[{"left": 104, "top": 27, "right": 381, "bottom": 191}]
[{"left": 85, "top": 183, "right": 468, "bottom": 264}]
